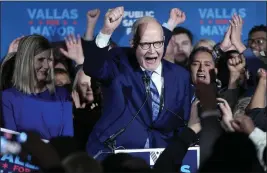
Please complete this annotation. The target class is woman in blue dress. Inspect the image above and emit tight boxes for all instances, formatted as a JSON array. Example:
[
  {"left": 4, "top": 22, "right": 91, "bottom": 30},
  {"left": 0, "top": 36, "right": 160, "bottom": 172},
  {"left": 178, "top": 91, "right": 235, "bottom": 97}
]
[{"left": 1, "top": 35, "right": 73, "bottom": 140}]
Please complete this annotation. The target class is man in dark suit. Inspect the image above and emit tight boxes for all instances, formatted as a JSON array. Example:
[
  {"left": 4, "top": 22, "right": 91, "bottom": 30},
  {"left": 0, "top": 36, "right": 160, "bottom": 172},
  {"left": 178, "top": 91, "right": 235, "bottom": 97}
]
[{"left": 82, "top": 6, "right": 191, "bottom": 158}]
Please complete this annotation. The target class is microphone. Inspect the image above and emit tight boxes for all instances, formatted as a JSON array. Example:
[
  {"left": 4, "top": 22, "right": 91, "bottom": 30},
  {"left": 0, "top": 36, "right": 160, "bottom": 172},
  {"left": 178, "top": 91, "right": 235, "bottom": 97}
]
[
  {"left": 103, "top": 75, "right": 150, "bottom": 151},
  {"left": 142, "top": 75, "right": 151, "bottom": 94}
]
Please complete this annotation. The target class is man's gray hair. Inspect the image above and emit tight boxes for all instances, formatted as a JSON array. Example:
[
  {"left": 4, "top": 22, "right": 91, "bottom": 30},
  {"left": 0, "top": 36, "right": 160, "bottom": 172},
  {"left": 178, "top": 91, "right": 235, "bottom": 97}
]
[{"left": 131, "top": 16, "right": 162, "bottom": 46}]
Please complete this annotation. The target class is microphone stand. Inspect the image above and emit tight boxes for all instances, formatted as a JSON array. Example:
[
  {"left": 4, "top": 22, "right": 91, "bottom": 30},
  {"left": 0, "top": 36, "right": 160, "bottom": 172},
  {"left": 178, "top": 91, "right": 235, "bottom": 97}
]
[
  {"left": 103, "top": 128, "right": 126, "bottom": 152},
  {"left": 102, "top": 75, "right": 151, "bottom": 152}
]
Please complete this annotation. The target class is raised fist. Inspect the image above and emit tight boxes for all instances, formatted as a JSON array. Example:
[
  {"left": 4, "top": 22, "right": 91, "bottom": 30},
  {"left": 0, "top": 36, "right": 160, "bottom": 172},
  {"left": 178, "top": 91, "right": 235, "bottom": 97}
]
[
  {"left": 101, "top": 6, "right": 124, "bottom": 35},
  {"left": 167, "top": 8, "right": 186, "bottom": 31},
  {"left": 87, "top": 9, "right": 100, "bottom": 25},
  {"left": 257, "top": 68, "right": 267, "bottom": 79},
  {"left": 227, "top": 54, "right": 246, "bottom": 73}
]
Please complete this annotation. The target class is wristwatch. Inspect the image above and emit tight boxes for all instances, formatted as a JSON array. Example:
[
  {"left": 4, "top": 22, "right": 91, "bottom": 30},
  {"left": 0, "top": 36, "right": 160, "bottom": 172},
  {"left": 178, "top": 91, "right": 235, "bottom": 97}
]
[
  {"left": 212, "top": 43, "right": 224, "bottom": 61},
  {"left": 75, "top": 64, "right": 83, "bottom": 73}
]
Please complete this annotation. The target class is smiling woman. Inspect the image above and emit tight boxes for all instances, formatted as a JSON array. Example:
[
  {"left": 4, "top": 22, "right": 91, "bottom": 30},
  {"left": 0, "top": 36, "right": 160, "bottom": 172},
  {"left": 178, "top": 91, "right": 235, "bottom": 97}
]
[{"left": 1, "top": 35, "right": 73, "bottom": 140}]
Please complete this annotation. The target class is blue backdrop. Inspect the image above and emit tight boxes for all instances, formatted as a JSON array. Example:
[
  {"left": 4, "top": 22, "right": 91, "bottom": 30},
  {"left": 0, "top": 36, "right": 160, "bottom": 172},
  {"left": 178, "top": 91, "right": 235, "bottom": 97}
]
[{"left": 1, "top": 1, "right": 266, "bottom": 58}]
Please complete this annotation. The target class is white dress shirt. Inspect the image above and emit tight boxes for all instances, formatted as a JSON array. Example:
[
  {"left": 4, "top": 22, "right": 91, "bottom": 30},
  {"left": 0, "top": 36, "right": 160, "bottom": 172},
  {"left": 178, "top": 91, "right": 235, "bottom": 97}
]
[
  {"left": 249, "top": 127, "right": 267, "bottom": 170},
  {"left": 140, "top": 63, "right": 163, "bottom": 96}
]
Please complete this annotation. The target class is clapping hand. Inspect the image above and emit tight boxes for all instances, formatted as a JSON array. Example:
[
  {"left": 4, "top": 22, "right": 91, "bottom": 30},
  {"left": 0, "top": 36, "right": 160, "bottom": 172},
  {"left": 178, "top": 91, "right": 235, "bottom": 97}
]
[
  {"left": 220, "top": 25, "right": 235, "bottom": 51},
  {"left": 220, "top": 14, "right": 246, "bottom": 53}
]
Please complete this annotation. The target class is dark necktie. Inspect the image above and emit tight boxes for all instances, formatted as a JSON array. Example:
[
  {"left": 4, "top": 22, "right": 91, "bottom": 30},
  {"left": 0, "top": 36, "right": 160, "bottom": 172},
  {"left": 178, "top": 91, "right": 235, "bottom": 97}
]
[{"left": 145, "top": 70, "right": 160, "bottom": 121}]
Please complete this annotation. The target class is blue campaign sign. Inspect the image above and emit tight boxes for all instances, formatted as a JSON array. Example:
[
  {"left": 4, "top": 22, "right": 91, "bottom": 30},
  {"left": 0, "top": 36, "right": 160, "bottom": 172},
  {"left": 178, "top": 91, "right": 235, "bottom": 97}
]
[
  {"left": 1, "top": 1, "right": 266, "bottom": 58},
  {"left": 0, "top": 128, "right": 49, "bottom": 173},
  {"left": 0, "top": 129, "right": 39, "bottom": 173},
  {"left": 115, "top": 147, "right": 199, "bottom": 173},
  {"left": 0, "top": 154, "right": 39, "bottom": 173}
]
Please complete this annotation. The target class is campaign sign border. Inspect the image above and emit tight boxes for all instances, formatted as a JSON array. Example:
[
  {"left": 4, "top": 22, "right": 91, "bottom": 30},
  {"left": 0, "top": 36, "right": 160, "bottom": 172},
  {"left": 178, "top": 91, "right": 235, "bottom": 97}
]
[{"left": 115, "top": 146, "right": 200, "bottom": 172}]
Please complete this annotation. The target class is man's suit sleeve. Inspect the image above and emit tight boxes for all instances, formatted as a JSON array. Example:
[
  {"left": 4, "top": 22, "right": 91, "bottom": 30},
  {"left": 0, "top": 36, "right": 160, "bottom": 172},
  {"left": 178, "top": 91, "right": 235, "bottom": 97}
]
[
  {"left": 183, "top": 71, "right": 192, "bottom": 122},
  {"left": 246, "top": 108, "right": 267, "bottom": 132},
  {"left": 81, "top": 38, "right": 117, "bottom": 83}
]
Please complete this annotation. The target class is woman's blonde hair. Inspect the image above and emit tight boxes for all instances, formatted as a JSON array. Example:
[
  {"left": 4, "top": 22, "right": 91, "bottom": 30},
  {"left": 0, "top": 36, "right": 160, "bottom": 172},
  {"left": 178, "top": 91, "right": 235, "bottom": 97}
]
[{"left": 12, "top": 34, "right": 55, "bottom": 94}]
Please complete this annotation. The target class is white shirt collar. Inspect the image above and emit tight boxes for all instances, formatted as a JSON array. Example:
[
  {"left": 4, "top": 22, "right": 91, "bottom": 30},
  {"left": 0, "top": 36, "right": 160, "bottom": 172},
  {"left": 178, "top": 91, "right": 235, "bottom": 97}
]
[{"left": 140, "top": 62, "right": 162, "bottom": 76}]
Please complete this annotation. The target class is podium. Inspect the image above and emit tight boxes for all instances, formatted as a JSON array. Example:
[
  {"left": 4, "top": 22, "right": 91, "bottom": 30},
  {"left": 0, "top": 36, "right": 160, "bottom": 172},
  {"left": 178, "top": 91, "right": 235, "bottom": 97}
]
[{"left": 114, "top": 147, "right": 200, "bottom": 173}]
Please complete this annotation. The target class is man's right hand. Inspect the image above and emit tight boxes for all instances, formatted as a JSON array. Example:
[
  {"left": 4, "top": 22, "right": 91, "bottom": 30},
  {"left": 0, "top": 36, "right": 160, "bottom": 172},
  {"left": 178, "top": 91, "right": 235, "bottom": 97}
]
[{"left": 101, "top": 6, "right": 124, "bottom": 35}]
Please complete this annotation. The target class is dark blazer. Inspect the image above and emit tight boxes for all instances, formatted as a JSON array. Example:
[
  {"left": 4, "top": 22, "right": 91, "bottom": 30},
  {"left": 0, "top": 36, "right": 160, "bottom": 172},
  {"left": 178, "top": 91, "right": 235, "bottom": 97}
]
[{"left": 82, "top": 30, "right": 191, "bottom": 158}]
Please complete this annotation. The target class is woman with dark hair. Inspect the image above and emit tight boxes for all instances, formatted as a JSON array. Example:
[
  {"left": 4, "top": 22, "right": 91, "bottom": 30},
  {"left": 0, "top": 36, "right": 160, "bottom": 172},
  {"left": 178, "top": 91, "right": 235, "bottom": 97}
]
[
  {"left": 0, "top": 53, "right": 16, "bottom": 91},
  {"left": 1, "top": 34, "right": 73, "bottom": 140},
  {"left": 0, "top": 36, "right": 24, "bottom": 91}
]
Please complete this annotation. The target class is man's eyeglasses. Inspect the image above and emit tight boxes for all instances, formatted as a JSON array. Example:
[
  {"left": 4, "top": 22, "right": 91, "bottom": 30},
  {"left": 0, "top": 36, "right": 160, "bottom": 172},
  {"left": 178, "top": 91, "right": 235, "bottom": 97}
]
[
  {"left": 245, "top": 38, "right": 267, "bottom": 46},
  {"left": 138, "top": 41, "right": 164, "bottom": 50}
]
